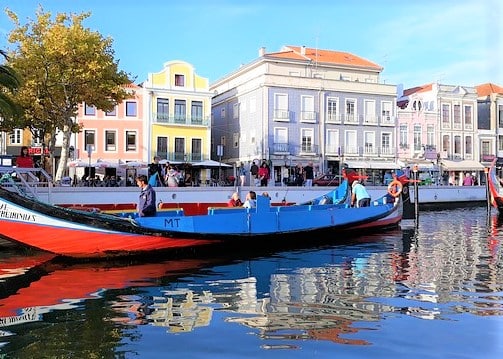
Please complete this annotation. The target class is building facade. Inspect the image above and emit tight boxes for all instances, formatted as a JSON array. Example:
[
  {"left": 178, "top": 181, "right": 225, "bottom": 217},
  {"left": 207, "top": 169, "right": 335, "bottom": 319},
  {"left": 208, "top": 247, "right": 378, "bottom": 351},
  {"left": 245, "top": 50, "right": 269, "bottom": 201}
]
[
  {"left": 476, "top": 83, "right": 503, "bottom": 165},
  {"left": 210, "top": 45, "right": 398, "bottom": 185},
  {"left": 142, "top": 60, "right": 212, "bottom": 164}
]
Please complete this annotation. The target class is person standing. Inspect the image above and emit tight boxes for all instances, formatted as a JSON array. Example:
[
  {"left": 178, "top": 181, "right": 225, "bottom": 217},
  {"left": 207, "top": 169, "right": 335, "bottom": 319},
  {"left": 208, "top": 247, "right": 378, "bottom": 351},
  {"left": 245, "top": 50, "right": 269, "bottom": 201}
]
[
  {"left": 136, "top": 175, "right": 157, "bottom": 217},
  {"left": 258, "top": 162, "right": 269, "bottom": 187},
  {"left": 304, "top": 162, "right": 314, "bottom": 187},
  {"left": 351, "top": 180, "right": 371, "bottom": 208},
  {"left": 16, "top": 146, "right": 34, "bottom": 168},
  {"left": 148, "top": 156, "right": 163, "bottom": 186},
  {"left": 238, "top": 163, "right": 246, "bottom": 186},
  {"left": 250, "top": 161, "right": 258, "bottom": 185}
]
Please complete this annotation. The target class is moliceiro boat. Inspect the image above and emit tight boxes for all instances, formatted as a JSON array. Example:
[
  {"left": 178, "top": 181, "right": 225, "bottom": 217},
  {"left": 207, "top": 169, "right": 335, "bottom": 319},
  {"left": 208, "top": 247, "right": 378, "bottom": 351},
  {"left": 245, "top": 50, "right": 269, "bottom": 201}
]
[
  {"left": 487, "top": 158, "right": 503, "bottom": 213},
  {"left": 0, "top": 180, "right": 402, "bottom": 259}
]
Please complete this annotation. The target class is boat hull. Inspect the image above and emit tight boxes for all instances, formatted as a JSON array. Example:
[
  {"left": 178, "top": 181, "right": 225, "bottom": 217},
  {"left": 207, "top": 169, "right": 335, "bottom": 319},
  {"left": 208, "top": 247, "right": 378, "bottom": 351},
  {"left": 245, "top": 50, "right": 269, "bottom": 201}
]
[{"left": 0, "top": 183, "right": 401, "bottom": 259}]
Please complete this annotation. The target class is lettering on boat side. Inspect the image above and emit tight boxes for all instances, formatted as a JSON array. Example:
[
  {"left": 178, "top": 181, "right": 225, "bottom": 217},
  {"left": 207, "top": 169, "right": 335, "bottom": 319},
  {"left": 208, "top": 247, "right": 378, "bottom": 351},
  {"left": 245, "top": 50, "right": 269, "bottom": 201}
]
[
  {"left": 0, "top": 204, "right": 36, "bottom": 222},
  {"left": 164, "top": 218, "right": 180, "bottom": 228}
]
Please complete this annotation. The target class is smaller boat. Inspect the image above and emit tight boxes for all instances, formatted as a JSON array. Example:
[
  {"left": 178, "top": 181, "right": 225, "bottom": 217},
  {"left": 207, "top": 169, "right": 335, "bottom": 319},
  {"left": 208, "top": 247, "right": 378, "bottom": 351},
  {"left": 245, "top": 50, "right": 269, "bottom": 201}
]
[
  {"left": 0, "top": 179, "right": 402, "bottom": 259},
  {"left": 487, "top": 158, "right": 503, "bottom": 212}
]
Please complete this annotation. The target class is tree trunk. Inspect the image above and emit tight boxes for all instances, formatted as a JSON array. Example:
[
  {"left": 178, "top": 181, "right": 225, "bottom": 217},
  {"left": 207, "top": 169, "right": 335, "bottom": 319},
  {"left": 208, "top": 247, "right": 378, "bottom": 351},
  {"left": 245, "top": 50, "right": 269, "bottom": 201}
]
[{"left": 54, "top": 122, "right": 72, "bottom": 182}]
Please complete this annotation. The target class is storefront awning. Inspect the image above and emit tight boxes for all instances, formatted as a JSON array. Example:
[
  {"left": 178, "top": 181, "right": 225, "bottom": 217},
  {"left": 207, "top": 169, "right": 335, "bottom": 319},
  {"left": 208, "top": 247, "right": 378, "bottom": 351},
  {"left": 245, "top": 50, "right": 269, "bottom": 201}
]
[
  {"left": 441, "top": 160, "right": 485, "bottom": 171},
  {"left": 345, "top": 161, "right": 399, "bottom": 169},
  {"left": 398, "top": 159, "right": 438, "bottom": 171}
]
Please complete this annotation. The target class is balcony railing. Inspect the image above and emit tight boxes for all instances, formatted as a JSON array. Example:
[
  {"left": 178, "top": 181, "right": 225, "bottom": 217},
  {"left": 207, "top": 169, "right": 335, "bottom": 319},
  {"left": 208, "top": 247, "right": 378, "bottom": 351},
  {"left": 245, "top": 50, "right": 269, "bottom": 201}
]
[
  {"left": 326, "top": 113, "right": 341, "bottom": 123},
  {"left": 153, "top": 113, "right": 209, "bottom": 126},
  {"left": 300, "top": 111, "right": 317, "bottom": 123},
  {"left": 272, "top": 143, "right": 290, "bottom": 153},
  {"left": 273, "top": 109, "right": 290, "bottom": 121}
]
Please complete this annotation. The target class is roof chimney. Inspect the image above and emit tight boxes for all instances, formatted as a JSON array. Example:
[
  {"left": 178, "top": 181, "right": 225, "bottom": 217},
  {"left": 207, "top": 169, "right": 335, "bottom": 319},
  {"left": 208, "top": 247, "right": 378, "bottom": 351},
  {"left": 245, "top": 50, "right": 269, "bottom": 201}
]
[
  {"left": 259, "top": 47, "right": 266, "bottom": 57},
  {"left": 301, "top": 46, "right": 306, "bottom": 55}
]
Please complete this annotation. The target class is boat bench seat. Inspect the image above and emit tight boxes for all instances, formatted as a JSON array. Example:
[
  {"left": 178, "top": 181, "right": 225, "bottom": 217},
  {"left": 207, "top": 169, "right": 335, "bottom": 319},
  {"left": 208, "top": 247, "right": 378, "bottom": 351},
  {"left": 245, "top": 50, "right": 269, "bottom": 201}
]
[{"left": 208, "top": 207, "right": 247, "bottom": 215}]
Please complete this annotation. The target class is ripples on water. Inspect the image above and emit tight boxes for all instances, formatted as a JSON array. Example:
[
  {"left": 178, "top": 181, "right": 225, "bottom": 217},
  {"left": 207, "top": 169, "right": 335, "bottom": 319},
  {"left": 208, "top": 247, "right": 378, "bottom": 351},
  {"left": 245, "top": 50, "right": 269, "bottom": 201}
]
[{"left": 0, "top": 207, "right": 502, "bottom": 358}]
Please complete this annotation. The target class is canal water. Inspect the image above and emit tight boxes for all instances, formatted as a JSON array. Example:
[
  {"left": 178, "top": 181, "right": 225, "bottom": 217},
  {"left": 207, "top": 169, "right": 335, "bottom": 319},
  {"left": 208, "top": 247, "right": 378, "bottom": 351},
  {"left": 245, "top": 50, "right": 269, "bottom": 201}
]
[{"left": 0, "top": 207, "right": 502, "bottom": 358}]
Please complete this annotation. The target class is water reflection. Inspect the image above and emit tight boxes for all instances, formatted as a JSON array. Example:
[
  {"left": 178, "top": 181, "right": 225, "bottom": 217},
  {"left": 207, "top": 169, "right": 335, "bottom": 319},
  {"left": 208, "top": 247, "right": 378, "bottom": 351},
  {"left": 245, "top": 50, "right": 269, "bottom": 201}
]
[{"left": 1, "top": 208, "right": 502, "bottom": 357}]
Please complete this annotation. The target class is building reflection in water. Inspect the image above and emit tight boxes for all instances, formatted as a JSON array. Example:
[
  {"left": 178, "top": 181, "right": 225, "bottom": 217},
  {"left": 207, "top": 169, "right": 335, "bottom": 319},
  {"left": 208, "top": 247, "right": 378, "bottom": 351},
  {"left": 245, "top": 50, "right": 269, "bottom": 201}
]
[{"left": 107, "top": 210, "right": 503, "bottom": 346}]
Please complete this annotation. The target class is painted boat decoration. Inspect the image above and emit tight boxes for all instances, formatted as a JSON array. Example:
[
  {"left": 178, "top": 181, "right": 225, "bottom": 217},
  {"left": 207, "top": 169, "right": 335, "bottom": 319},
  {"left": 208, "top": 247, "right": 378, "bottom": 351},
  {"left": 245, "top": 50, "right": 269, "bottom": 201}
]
[
  {"left": 487, "top": 158, "right": 503, "bottom": 212},
  {"left": 0, "top": 179, "right": 401, "bottom": 259}
]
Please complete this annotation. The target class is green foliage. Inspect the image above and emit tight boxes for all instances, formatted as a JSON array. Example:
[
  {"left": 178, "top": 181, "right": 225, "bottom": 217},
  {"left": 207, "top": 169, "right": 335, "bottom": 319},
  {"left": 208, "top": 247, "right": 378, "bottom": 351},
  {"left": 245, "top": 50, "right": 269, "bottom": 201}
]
[
  {"left": 0, "top": 49, "right": 23, "bottom": 129},
  {"left": 4, "top": 6, "right": 133, "bottom": 179}
]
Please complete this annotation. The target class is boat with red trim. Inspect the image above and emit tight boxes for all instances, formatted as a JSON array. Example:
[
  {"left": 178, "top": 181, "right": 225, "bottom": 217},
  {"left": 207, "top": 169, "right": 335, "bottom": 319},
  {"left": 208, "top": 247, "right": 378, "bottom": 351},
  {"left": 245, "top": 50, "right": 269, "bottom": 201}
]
[{"left": 0, "top": 177, "right": 402, "bottom": 259}]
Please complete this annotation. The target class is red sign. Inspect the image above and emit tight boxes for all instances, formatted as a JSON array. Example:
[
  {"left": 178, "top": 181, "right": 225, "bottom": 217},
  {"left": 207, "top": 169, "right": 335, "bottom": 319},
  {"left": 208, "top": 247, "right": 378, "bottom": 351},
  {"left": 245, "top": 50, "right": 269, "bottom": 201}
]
[{"left": 28, "top": 147, "right": 50, "bottom": 155}]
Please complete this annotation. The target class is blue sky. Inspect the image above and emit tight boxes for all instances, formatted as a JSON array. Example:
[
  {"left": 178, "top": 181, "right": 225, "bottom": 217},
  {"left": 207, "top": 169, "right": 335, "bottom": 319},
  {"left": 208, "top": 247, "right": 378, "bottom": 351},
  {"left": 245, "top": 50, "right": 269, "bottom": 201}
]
[{"left": 1, "top": 0, "right": 502, "bottom": 89}]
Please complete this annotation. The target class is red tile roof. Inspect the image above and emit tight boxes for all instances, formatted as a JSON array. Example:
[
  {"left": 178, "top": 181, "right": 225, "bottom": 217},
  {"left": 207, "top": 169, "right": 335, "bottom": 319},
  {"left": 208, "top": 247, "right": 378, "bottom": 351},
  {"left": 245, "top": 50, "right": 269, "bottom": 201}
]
[
  {"left": 266, "top": 46, "right": 382, "bottom": 70},
  {"left": 403, "top": 84, "right": 433, "bottom": 96},
  {"left": 475, "top": 82, "right": 503, "bottom": 96}
]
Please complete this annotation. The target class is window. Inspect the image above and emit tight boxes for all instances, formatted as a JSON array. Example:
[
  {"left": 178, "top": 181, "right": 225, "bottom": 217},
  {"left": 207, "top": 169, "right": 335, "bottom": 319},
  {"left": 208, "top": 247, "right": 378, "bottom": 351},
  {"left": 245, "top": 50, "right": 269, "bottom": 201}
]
[
  {"left": 499, "top": 105, "right": 503, "bottom": 128},
  {"left": 274, "top": 93, "right": 289, "bottom": 120},
  {"left": 344, "top": 130, "right": 357, "bottom": 154},
  {"left": 126, "top": 102, "right": 137, "bottom": 117},
  {"left": 382, "top": 101, "right": 392, "bottom": 122},
  {"left": 157, "top": 136, "right": 168, "bottom": 158},
  {"left": 157, "top": 98, "right": 169, "bottom": 121},
  {"left": 441, "top": 104, "right": 450, "bottom": 124},
  {"left": 399, "top": 125, "right": 408, "bottom": 148},
  {"left": 364, "top": 131, "right": 375, "bottom": 154},
  {"left": 301, "top": 128, "right": 314, "bottom": 152},
  {"left": 126, "top": 131, "right": 137, "bottom": 151},
  {"left": 301, "top": 95, "right": 315, "bottom": 122},
  {"left": 84, "top": 130, "right": 96, "bottom": 151},
  {"left": 273, "top": 127, "right": 288, "bottom": 152},
  {"left": 464, "top": 105, "right": 472, "bottom": 126},
  {"left": 454, "top": 135, "right": 461, "bottom": 155},
  {"left": 427, "top": 125, "right": 435, "bottom": 147},
  {"left": 191, "top": 138, "right": 202, "bottom": 161},
  {"left": 191, "top": 101, "right": 203, "bottom": 123},
  {"left": 442, "top": 135, "right": 450, "bottom": 152},
  {"left": 174, "top": 137, "right": 185, "bottom": 161},
  {"left": 233, "top": 103, "right": 239, "bottom": 119},
  {"left": 105, "top": 131, "right": 116, "bottom": 151},
  {"left": 364, "top": 100, "right": 375, "bottom": 123},
  {"left": 84, "top": 103, "right": 96, "bottom": 116},
  {"left": 9, "top": 129, "right": 22, "bottom": 145},
  {"left": 221, "top": 107, "right": 226, "bottom": 119},
  {"left": 345, "top": 99, "right": 356, "bottom": 122},
  {"left": 175, "top": 74, "right": 185, "bottom": 87},
  {"left": 174, "top": 100, "right": 186, "bottom": 122},
  {"left": 326, "top": 129, "right": 339, "bottom": 154},
  {"left": 453, "top": 104, "right": 461, "bottom": 127},
  {"left": 465, "top": 136, "right": 472, "bottom": 155},
  {"left": 33, "top": 129, "right": 43, "bottom": 145},
  {"left": 381, "top": 133, "right": 391, "bottom": 155},
  {"left": 105, "top": 106, "right": 116, "bottom": 116},
  {"left": 413, "top": 125, "right": 422, "bottom": 151},
  {"left": 233, "top": 133, "right": 239, "bottom": 148},
  {"left": 482, "top": 141, "right": 490, "bottom": 156},
  {"left": 220, "top": 136, "right": 226, "bottom": 146},
  {"left": 327, "top": 97, "right": 339, "bottom": 122}
]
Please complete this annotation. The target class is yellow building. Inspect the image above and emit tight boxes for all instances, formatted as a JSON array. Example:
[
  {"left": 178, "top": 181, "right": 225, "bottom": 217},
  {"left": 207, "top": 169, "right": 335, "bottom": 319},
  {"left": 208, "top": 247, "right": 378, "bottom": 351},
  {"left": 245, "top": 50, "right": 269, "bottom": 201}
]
[{"left": 143, "top": 60, "right": 212, "bottom": 165}]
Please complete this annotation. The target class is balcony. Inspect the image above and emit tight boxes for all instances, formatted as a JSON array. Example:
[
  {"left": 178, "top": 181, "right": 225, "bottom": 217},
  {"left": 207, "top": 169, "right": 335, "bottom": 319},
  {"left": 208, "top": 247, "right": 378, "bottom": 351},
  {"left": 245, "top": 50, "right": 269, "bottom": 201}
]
[
  {"left": 273, "top": 109, "right": 290, "bottom": 122},
  {"left": 363, "top": 114, "right": 378, "bottom": 125},
  {"left": 326, "top": 113, "right": 341, "bottom": 124},
  {"left": 343, "top": 114, "right": 359, "bottom": 124},
  {"left": 300, "top": 111, "right": 317, "bottom": 123},
  {"left": 153, "top": 113, "right": 209, "bottom": 126},
  {"left": 272, "top": 143, "right": 290, "bottom": 154},
  {"left": 379, "top": 115, "right": 395, "bottom": 126}
]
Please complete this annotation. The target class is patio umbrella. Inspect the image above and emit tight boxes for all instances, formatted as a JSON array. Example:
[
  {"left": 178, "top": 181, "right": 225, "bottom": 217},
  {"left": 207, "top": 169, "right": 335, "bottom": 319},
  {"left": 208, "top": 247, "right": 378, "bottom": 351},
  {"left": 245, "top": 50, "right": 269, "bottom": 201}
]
[
  {"left": 68, "top": 159, "right": 89, "bottom": 168},
  {"left": 192, "top": 160, "right": 232, "bottom": 168},
  {"left": 92, "top": 160, "right": 118, "bottom": 168},
  {"left": 121, "top": 160, "right": 148, "bottom": 168}
]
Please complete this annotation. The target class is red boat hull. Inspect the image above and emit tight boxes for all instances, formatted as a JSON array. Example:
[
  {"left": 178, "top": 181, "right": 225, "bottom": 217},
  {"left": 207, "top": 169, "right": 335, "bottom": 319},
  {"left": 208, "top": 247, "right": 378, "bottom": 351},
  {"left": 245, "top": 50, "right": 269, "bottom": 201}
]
[{"left": 0, "top": 220, "right": 214, "bottom": 258}]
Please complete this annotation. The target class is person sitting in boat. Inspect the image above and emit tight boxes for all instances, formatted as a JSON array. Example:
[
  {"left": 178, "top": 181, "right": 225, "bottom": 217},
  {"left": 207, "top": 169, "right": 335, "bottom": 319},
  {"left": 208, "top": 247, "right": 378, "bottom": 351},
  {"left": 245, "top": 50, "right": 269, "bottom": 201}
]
[
  {"left": 243, "top": 191, "right": 257, "bottom": 209},
  {"left": 136, "top": 175, "right": 157, "bottom": 217},
  {"left": 351, "top": 180, "right": 371, "bottom": 208},
  {"left": 228, "top": 192, "right": 243, "bottom": 207}
]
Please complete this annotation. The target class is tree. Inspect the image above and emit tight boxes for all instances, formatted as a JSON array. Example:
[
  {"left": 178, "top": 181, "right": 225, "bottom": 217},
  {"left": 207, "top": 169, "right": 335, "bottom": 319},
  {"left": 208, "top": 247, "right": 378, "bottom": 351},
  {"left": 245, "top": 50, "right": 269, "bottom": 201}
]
[
  {"left": 5, "top": 8, "right": 131, "bottom": 180},
  {"left": 0, "top": 49, "right": 22, "bottom": 127}
]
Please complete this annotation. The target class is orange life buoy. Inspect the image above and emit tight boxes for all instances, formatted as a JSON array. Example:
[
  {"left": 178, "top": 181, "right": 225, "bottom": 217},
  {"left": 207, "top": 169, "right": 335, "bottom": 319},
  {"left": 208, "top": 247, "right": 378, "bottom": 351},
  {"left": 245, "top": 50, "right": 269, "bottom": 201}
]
[{"left": 387, "top": 180, "right": 403, "bottom": 198}]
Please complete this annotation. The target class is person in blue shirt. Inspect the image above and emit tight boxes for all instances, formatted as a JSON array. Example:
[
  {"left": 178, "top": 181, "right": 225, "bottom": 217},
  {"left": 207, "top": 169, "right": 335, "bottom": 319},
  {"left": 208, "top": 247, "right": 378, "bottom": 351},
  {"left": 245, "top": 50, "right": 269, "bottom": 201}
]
[
  {"left": 351, "top": 180, "right": 371, "bottom": 208},
  {"left": 136, "top": 175, "right": 157, "bottom": 217}
]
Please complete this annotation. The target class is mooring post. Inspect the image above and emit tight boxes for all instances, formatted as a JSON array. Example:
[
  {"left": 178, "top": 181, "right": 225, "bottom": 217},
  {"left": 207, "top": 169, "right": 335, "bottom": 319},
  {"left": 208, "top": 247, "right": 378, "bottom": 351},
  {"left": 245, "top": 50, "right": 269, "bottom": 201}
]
[{"left": 413, "top": 165, "right": 419, "bottom": 224}]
